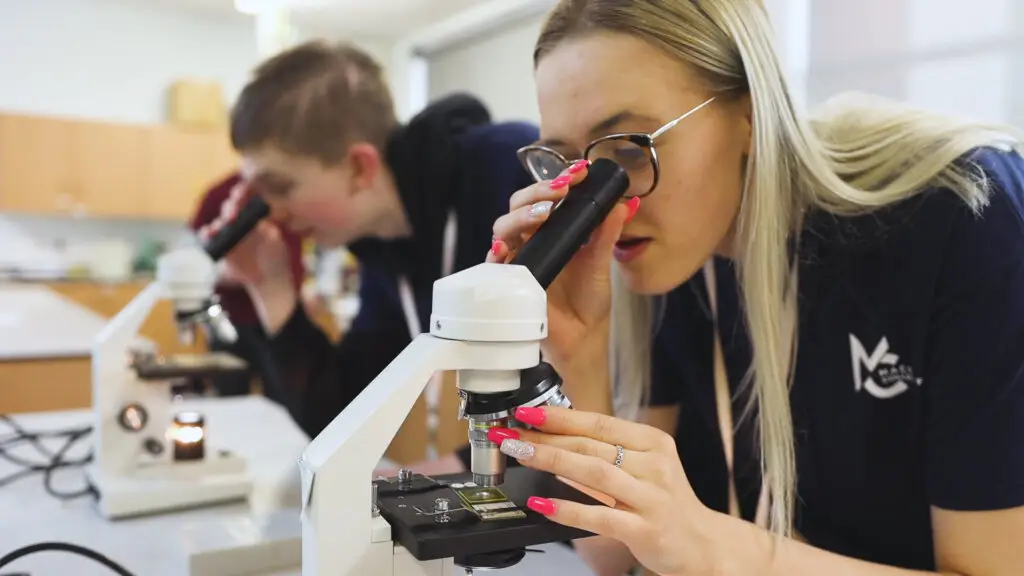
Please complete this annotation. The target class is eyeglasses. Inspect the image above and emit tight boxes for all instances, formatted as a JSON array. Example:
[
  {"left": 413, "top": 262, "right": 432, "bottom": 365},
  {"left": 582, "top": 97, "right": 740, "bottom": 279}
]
[{"left": 516, "top": 96, "right": 716, "bottom": 198}]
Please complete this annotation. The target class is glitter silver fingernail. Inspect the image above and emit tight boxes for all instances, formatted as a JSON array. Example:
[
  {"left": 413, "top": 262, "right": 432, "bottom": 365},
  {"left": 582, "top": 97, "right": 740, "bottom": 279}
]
[
  {"left": 499, "top": 439, "right": 535, "bottom": 459},
  {"left": 528, "top": 201, "right": 553, "bottom": 218}
]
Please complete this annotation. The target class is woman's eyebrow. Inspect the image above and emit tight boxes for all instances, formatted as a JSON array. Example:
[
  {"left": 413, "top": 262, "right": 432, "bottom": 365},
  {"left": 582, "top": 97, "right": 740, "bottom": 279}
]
[{"left": 535, "top": 137, "right": 566, "bottom": 147}]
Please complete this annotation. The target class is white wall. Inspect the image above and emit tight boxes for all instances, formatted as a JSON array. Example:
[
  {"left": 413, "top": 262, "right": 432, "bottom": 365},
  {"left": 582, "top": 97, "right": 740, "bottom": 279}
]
[
  {"left": 805, "top": 0, "right": 1024, "bottom": 126},
  {"left": 425, "top": 15, "right": 546, "bottom": 123},
  {"left": 419, "top": 0, "right": 1024, "bottom": 129},
  {"left": 421, "top": 3, "right": 803, "bottom": 124},
  {"left": 0, "top": 0, "right": 396, "bottom": 124},
  {"left": 0, "top": 0, "right": 259, "bottom": 124}
]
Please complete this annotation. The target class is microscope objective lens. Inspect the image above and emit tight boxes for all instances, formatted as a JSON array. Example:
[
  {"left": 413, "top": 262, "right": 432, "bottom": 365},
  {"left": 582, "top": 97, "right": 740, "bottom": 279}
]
[{"left": 467, "top": 415, "right": 508, "bottom": 487}]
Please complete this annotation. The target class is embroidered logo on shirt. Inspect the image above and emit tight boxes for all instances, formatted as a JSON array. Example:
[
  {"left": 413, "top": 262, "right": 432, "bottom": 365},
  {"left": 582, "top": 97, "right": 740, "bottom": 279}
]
[{"left": 849, "top": 334, "right": 923, "bottom": 399}]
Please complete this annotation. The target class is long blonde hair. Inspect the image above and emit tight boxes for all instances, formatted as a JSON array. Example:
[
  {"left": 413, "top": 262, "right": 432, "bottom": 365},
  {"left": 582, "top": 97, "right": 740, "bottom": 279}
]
[{"left": 536, "top": 0, "right": 1021, "bottom": 536}]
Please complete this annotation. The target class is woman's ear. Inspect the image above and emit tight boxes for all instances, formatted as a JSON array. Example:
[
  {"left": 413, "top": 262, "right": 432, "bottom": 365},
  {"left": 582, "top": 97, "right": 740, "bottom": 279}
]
[{"left": 346, "top": 143, "right": 383, "bottom": 192}]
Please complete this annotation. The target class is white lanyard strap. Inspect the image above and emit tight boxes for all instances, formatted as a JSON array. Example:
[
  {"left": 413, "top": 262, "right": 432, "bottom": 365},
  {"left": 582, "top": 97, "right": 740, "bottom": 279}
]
[
  {"left": 398, "top": 210, "right": 457, "bottom": 460},
  {"left": 397, "top": 278, "right": 423, "bottom": 341},
  {"left": 703, "top": 259, "right": 769, "bottom": 528}
]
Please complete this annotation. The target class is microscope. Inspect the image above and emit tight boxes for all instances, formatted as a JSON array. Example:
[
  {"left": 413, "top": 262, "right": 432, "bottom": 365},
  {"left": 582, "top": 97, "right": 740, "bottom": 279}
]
[
  {"left": 86, "top": 198, "right": 272, "bottom": 519},
  {"left": 298, "top": 159, "right": 631, "bottom": 575}
]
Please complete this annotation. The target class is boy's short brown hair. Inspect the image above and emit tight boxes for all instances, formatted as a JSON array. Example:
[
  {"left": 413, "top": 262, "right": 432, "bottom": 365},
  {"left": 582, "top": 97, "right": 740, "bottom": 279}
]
[{"left": 230, "top": 40, "right": 397, "bottom": 164}]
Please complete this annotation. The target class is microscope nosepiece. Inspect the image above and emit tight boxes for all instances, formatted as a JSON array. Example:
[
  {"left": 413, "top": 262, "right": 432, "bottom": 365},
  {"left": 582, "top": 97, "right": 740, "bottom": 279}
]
[
  {"left": 460, "top": 363, "right": 573, "bottom": 487},
  {"left": 176, "top": 300, "right": 238, "bottom": 345},
  {"left": 205, "top": 303, "right": 238, "bottom": 343}
]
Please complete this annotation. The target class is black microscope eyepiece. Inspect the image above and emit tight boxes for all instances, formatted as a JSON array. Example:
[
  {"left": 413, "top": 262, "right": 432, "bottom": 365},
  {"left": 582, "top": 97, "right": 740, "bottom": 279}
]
[
  {"left": 203, "top": 196, "right": 271, "bottom": 262},
  {"left": 510, "top": 158, "right": 631, "bottom": 288}
]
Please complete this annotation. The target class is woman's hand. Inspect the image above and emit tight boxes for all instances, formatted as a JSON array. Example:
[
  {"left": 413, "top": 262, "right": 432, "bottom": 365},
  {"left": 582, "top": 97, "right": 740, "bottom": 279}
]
[
  {"left": 197, "top": 180, "right": 292, "bottom": 289},
  {"left": 487, "top": 160, "right": 640, "bottom": 372},
  {"left": 487, "top": 405, "right": 723, "bottom": 576}
]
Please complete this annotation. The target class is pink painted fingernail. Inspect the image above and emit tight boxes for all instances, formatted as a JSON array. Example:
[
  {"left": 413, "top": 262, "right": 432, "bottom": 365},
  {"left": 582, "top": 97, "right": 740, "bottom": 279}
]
[
  {"left": 527, "top": 496, "right": 556, "bottom": 515},
  {"left": 487, "top": 427, "right": 520, "bottom": 444},
  {"left": 550, "top": 175, "right": 571, "bottom": 189},
  {"left": 625, "top": 197, "right": 640, "bottom": 222},
  {"left": 490, "top": 239, "right": 503, "bottom": 254},
  {"left": 515, "top": 406, "right": 546, "bottom": 426},
  {"left": 568, "top": 159, "right": 589, "bottom": 174}
]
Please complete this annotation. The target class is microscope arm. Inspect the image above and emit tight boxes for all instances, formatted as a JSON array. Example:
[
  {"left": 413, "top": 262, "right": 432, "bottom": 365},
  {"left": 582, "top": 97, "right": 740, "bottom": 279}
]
[
  {"left": 299, "top": 334, "right": 541, "bottom": 575},
  {"left": 92, "top": 282, "right": 161, "bottom": 391}
]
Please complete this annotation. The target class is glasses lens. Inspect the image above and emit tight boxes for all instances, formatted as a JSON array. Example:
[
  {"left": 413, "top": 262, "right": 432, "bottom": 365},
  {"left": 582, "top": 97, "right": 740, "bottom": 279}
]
[
  {"left": 586, "top": 138, "right": 654, "bottom": 197},
  {"left": 521, "top": 148, "right": 569, "bottom": 182}
]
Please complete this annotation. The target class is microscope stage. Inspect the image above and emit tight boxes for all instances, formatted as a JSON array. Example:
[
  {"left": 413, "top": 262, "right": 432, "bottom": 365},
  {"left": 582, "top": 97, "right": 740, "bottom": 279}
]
[
  {"left": 133, "top": 351, "right": 249, "bottom": 380},
  {"left": 375, "top": 466, "right": 598, "bottom": 562}
]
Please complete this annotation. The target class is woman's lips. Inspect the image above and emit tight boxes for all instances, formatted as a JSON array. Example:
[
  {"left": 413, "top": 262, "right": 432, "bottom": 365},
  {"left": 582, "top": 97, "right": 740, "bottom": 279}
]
[{"left": 613, "top": 236, "right": 651, "bottom": 263}]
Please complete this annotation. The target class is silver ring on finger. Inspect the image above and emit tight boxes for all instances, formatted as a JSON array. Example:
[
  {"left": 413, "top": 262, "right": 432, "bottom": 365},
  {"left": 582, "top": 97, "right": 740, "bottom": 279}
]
[{"left": 613, "top": 444, "right": 625, "bottom": 469}]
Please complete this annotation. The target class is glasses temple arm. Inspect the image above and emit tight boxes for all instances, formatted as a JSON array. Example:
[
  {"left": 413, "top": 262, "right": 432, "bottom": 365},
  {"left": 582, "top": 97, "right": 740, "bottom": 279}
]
[{"left": 651, "top": 96, "right": 716, "bottom": 140}]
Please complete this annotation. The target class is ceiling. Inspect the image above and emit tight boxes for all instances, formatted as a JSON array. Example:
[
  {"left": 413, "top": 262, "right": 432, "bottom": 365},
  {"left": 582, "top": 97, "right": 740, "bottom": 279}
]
[{"left": 148, "top": 0, "right": 489, "bottom": 40}]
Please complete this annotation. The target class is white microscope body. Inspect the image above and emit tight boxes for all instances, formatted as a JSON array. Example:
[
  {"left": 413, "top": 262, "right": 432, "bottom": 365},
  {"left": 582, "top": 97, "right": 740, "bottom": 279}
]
[
  {"left": 86, "top": 245, "right": 252, "bottom": 519},
  {"left": 298, "top": 262, "right": 548, "bottom": 575}
]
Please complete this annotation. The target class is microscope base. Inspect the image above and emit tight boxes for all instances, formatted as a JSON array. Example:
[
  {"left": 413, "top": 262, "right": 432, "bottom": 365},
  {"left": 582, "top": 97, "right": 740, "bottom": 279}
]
[
  {"left": 87, "top": 452, "right": 251, "bottom": 519},
  {"left": 375, "top": 466, "right": 596, "bottom": 564}
]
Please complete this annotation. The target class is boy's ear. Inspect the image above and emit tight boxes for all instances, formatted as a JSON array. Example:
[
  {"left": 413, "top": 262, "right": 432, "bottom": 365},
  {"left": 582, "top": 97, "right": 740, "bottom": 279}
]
[{"left": 346, "top": 143, "right": 383, "bottom": 191}]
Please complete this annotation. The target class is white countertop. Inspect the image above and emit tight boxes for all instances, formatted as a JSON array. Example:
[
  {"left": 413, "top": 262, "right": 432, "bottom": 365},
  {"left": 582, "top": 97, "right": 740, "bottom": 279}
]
[
  {"left": 0, "top": 283, "right": 151, "bottom": 361},
  {"left": 0, "top": 396, "right": 308, "bottom": 575}
]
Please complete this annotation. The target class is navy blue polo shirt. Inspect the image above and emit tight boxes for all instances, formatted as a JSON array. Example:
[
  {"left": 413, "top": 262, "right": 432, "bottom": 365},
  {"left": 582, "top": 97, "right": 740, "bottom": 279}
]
[{"left": 651, "top": 147, "right": 1024, "bottom": 570}]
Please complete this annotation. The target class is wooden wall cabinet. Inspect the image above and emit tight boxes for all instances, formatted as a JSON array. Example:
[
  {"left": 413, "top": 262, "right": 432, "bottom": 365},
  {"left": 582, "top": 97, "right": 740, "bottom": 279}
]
[
  {"left": 0, "top": 112, "right": 238, "bottom": 220},
  {"left": 69, "top": 120, "right": 146, "bottom": 217},
  {"left": 0, "top": 114, "right": 74, "bottom": 214}
]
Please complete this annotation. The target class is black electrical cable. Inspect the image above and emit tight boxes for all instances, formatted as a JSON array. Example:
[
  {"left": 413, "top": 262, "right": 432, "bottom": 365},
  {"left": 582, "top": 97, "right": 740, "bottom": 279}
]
[
  {"left": 0, "top": 415, "right": 91, "bottom": 460},
  {"left": 0, "top": 416, "right": 95, "bottom": 499},
  {"left": 0, "top": 542, "right": 136, "bottom": 576},
  {"left": 42, "top": 427, "right": 96, "bottom": 500},
  {"left": 0, "top": 429, "right": 92, "bottom": 469}
]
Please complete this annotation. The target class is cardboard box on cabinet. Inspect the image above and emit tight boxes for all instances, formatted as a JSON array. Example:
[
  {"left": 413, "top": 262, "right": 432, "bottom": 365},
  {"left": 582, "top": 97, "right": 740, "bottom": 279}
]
[{"left": 167, "top": 79, "right": 227, "bottom": 130}]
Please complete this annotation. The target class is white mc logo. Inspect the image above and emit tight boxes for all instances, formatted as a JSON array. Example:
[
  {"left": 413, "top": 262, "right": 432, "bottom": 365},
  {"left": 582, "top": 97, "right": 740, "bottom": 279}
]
[{"left": 849, "top": 334, "right": 922, "bottom": 399}]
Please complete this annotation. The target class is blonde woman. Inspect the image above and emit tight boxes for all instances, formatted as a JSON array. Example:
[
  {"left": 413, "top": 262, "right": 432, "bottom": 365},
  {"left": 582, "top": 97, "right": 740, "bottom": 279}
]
[{"left": 484, "top": 1, "right": 1024, "bottom": 575}]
